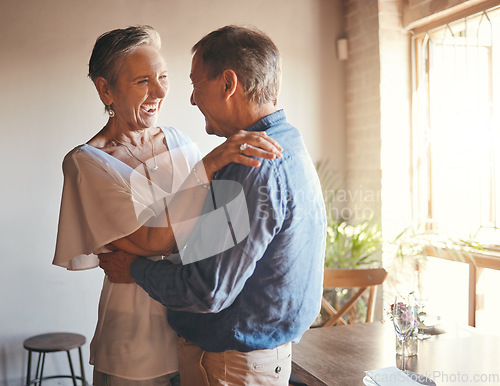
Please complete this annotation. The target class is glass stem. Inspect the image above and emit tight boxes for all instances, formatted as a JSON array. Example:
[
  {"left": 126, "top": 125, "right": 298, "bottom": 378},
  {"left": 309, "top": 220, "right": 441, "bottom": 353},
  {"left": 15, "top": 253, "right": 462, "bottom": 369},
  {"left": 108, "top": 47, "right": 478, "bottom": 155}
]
[{"left": 401, "top": 337, "right": 406, "bottom": 372}]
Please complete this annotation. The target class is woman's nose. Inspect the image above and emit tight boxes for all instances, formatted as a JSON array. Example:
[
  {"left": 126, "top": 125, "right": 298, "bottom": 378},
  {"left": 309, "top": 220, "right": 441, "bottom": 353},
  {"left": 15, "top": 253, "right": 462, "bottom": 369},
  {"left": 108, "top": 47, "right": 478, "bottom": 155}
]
[
  {"left": 152, "top": 80, "right": 168, "bottom": 99},
  {"left": 190, "top": 92, "right": 196, "bottom": 106}
]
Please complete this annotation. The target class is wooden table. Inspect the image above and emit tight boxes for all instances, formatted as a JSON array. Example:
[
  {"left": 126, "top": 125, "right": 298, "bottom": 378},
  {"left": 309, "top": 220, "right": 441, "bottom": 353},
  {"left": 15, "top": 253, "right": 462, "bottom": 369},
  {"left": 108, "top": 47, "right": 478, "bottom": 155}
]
[{"left": 291, "top": 322, "right": 500, "bottom": 385}]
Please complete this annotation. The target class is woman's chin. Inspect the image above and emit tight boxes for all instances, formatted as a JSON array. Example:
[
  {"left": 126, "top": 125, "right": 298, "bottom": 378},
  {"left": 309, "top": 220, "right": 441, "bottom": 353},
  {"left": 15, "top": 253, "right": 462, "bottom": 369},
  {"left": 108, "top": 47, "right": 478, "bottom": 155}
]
[{"left": 138, "top": 115, "right": 158, "bottom": 129}]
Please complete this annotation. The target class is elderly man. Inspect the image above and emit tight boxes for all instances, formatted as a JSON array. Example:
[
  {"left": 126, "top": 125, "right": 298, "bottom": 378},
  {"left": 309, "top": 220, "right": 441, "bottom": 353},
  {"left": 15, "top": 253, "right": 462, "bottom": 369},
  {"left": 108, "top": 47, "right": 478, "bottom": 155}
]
[{"left": 101, "top": 25, "right": 326, "bottom": 385}]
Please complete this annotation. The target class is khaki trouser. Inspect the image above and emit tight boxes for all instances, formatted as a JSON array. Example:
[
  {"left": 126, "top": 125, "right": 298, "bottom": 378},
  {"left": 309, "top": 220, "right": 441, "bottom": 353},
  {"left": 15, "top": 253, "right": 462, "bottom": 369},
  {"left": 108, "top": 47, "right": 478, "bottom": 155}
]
[
  {"left": 93, "top": 370, "right": 180, "bottom": 386},
  {"left": 177, "top": 338, "right": 292, "bottom": 386}
]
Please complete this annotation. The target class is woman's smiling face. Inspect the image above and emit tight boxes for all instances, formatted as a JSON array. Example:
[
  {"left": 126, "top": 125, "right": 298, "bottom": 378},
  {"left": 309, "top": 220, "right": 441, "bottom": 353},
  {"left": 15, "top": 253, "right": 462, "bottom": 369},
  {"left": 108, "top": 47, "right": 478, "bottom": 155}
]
[{"left": 109, "top": 45, "right": 169, "bottom": 131}]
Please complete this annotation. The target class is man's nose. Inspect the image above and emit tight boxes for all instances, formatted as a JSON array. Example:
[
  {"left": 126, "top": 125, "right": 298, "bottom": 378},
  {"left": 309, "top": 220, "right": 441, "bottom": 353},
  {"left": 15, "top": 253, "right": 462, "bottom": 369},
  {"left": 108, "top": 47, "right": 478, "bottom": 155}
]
[{"left": 190, "top": 92, "right": 196, "bottom": 106}]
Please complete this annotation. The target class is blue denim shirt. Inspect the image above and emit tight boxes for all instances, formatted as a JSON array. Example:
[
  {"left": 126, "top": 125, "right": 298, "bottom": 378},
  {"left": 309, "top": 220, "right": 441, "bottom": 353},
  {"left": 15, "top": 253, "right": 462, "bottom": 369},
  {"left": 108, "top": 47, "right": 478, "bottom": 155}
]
[{"left": 131, "top": 110, "right": 326, "bottom": 352}]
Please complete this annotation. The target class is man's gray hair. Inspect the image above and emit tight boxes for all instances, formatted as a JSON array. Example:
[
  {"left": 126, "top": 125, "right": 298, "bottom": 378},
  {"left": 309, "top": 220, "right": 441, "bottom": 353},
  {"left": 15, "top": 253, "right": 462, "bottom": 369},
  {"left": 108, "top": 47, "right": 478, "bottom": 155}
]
[{"left": 192, "top": 25, "right": 281, "bottom": 106}]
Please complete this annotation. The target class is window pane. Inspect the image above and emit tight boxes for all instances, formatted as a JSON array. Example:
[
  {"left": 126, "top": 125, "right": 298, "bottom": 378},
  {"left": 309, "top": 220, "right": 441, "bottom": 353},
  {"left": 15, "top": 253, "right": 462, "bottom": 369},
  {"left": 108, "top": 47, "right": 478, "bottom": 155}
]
[{"left": 415, "top": 11, "right": 500, "bottom": 241}]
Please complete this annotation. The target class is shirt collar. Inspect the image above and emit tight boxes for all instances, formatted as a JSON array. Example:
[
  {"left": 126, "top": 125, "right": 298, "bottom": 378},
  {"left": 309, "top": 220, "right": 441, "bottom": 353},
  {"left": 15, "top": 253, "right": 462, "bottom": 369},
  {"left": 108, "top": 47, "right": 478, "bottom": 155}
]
[{"left": 246, "top": 109, "right": 286, "bottom": 132}]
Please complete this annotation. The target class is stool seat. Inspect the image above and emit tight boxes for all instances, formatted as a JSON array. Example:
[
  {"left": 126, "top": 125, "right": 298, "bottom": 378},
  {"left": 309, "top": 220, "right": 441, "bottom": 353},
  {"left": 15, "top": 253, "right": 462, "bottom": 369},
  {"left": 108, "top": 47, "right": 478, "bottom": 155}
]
[
  {"left": 23, "top": 332, "right": 87, "bottom": 386},
  {"left": 24, "top": 332, "right": 86, "bottom": 353}
]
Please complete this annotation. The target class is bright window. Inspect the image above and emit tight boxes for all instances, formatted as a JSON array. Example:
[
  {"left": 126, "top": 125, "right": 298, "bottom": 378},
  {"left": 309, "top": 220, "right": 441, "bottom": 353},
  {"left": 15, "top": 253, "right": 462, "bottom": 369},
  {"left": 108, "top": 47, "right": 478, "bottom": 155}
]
[
  {"left": 412, "top": 7, "right": 500, "bottom": 332},
  {"left": 412, "top": 8, "right": 500, "bottom": 243}
]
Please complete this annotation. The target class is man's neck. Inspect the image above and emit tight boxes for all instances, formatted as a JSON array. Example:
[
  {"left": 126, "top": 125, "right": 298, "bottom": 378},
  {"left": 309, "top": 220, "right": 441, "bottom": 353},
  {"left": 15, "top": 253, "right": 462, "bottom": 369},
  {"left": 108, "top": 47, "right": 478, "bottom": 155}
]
[{"left": 227, "top": 102, "right": 278, "bottom": 136}]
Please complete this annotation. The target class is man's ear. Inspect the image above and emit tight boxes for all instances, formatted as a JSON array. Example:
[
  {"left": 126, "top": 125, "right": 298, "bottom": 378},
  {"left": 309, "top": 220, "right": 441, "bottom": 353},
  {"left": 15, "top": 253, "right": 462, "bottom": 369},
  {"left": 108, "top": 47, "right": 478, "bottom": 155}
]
[
  {"left": 94, "top": 77, "right": 114, "bottom": 107},
  {"left": 221, "top": 69, "right": 238, "bottom": 100}
]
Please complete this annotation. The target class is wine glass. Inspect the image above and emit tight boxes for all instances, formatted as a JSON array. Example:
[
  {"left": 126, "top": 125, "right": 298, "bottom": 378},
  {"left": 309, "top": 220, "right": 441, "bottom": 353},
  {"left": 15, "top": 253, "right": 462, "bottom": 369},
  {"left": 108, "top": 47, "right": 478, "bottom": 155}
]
[{"left": 392, "top": 295, "right": 417, "bottom": 373}]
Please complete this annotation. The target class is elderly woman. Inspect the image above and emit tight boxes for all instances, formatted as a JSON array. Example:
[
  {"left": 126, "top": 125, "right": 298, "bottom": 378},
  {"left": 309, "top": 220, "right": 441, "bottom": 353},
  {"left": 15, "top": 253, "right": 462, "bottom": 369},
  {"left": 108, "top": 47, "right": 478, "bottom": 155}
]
[{"left": 52, "top": 26, "right": 281, "bottom": 385}]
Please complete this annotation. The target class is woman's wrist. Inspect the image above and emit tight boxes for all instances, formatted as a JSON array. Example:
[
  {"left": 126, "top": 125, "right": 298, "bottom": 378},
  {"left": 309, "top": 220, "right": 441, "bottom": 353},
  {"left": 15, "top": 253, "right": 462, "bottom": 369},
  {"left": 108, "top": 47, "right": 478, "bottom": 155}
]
[
  {"left": 199, "top": 155, "right": 217, "bottom": 181},
  {"left": 192, "top": 162, "right": 211, "bottom": 190}
]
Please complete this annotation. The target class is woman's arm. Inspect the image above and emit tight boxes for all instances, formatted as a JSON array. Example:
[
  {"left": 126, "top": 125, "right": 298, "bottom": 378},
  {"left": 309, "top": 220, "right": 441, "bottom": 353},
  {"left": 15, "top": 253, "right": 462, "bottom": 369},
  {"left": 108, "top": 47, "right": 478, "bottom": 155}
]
[{"left": 108, "top": 130, "right": 282, "bottom": 256}]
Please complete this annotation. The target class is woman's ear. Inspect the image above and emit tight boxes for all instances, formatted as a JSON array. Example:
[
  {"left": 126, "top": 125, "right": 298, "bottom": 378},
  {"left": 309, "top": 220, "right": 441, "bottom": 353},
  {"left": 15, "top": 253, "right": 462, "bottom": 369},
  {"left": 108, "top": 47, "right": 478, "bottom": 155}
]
[
  {"left": 221, "top": 69, "right": 238, "bottom": 100},
  {"left": 94, "top": 77, "right": 114, "bottom": 107}
]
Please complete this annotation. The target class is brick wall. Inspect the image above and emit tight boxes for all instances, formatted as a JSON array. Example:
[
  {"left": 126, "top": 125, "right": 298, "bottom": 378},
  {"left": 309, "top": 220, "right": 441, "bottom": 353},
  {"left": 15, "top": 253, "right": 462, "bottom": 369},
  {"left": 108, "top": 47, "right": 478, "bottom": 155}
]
[
  {"left": 344, "top": 0, "right": 382, "bottom": 224},
  {"left": 343, "top": 0, "right": 413, "bottom": 321},
  {"left": 342, "top": 0, "right": 413, "bottom": 235},
  {"left": 379, "top": 0, "right": 412, "bottom": 238}
]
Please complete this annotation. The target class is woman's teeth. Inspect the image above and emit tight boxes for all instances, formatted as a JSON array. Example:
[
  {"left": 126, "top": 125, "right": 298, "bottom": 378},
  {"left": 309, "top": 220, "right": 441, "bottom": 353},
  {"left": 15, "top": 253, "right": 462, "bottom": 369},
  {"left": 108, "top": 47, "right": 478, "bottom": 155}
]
[{"left": 141, "top": 104, "right": 157, "bottom": 113}]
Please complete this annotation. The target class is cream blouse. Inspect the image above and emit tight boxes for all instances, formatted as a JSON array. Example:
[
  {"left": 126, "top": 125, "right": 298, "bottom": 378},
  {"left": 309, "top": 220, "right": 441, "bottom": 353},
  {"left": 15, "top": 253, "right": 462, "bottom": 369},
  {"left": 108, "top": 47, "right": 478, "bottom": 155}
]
[{"left": 53, "top": 127, "right": 200, "bottom": 379}]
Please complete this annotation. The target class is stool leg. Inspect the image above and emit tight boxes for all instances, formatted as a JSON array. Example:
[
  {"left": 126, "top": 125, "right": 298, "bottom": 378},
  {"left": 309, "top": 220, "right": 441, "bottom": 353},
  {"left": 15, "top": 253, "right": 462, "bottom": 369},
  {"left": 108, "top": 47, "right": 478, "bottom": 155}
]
[
  {"left": 34, "top": 353, "right": 42, "bottom": 386},
  {"left": 78, "top": 347, "right": 87, "bottom": 386},
  {"left": 25, "top": 350, "right": 32, "bottom": 386},
  {"left": 38, "top": 353, "right": 46, "bottom": 386},
  {"left": 66, "top": 350, "right": 78, "bottom": 386}
]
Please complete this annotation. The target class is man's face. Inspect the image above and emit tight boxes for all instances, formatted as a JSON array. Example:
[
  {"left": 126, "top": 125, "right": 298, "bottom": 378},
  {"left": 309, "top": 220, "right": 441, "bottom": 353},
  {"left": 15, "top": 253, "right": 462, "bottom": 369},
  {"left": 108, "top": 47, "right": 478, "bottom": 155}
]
[{"left": 189, "top": 53, "right": 228, "bottom": 137}]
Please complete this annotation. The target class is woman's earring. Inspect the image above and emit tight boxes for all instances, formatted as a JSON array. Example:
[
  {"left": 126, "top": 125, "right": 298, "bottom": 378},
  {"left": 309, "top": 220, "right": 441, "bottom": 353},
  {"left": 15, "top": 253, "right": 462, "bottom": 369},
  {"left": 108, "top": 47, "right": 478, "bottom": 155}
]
[{"left": 108, "top": 108, "right": 115, "bottom": 118}]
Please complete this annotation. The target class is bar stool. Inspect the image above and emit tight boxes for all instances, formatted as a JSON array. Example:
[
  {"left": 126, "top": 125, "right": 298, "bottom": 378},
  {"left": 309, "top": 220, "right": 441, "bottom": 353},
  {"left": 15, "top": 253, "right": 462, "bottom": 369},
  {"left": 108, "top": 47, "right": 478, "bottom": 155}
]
[{"left": 23, "top": 332, "right": 87, "bottom": 385}]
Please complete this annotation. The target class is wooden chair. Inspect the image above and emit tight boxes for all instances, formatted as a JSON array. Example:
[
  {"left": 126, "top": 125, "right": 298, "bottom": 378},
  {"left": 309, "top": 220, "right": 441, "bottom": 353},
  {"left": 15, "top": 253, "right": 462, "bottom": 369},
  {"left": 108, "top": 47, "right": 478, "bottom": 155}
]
[{"left": 321, "top": 268, "right": 388, "bottom": 327}]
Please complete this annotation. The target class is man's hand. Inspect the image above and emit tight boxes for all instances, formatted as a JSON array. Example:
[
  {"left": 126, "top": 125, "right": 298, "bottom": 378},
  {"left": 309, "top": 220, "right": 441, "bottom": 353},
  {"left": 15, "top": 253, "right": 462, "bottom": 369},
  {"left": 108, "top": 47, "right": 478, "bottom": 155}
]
[{"left": 98, "top": 250, "right": 139, "bottom": 284}]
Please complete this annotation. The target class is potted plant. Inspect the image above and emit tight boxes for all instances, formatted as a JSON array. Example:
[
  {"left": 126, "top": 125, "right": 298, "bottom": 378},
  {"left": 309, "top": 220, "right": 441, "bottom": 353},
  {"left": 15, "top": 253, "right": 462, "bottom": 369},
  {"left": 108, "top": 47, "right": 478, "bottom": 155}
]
[{"left": 315, "top": 161, "right": 383, "bottom": 325}]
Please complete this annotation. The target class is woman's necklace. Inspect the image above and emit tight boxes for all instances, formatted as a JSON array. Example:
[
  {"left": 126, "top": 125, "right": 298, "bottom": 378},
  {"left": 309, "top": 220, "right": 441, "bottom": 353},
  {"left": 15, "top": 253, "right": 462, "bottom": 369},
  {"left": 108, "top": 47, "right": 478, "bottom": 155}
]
[{"left": 112, "top": 131, "right": 159, "bottom": 172}]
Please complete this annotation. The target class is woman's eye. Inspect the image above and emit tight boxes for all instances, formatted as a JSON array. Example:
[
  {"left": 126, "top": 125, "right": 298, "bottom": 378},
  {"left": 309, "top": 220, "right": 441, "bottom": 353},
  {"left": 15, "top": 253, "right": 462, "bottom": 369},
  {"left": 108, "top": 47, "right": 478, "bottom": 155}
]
[
  {"left": 137, "top": 79, "right": 148, "bottom": 84},
  {"left": 160, "top": 74, "right": 168, "bottom": 80}
]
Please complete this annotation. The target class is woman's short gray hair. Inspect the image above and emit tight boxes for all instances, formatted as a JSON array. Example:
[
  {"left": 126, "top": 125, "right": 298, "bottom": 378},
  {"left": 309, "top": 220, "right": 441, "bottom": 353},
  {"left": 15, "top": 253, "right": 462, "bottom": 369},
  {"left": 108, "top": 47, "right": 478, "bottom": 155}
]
[
  {"left": 88, "top": 25, "right": 161, "bottom": 87},
  {"left": 192, "top": 25, "right": 281, "bottom": 106}
]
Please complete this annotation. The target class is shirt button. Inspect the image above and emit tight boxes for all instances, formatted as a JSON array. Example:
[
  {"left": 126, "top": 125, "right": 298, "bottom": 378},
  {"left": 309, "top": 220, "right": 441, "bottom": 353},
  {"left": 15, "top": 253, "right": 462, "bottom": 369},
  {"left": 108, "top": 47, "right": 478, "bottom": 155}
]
[{"left": 275, "top": 366, "right": 282, "bottom": 374}]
